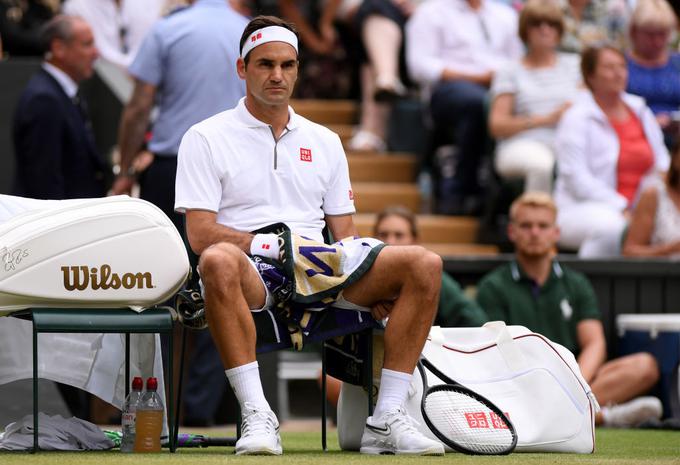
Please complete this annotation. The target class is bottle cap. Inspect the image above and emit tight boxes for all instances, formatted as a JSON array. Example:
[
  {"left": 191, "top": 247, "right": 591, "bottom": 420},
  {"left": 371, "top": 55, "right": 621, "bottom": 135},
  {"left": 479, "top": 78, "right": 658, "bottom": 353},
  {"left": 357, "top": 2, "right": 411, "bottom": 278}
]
[
  {"left": 132, "top": 377, "right": 143, "bottom": 390},
  {"left": 146, "top": 377, "right": 158, "bottom": 391}
]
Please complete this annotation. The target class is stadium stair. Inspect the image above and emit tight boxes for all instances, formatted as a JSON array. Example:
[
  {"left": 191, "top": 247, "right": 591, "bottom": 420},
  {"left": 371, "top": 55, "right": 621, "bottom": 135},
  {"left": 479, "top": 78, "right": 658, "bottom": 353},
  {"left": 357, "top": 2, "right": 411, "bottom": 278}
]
[{"left": 292, "top": 99, "right": 499, "bottom": 258}]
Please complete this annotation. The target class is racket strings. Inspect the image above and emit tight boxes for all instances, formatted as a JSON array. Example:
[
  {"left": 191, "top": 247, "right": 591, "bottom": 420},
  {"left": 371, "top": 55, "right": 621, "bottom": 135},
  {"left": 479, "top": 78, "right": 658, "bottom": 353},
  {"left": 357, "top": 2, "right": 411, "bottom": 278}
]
[{"left": 424, "top": 388, "right": 514, "bottom": 455}]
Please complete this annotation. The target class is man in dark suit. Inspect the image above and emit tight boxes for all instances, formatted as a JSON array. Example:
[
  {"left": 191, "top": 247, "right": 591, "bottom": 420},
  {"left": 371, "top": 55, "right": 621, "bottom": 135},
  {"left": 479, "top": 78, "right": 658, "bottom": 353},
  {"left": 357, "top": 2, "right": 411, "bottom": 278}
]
[{"left": 12, "top": 14, "right": 107, "bottom": 199}]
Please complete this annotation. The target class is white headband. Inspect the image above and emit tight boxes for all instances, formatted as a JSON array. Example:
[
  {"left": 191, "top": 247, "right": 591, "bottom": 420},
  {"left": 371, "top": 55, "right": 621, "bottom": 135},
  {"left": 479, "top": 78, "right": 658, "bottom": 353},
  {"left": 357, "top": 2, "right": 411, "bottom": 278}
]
[{"left": 241, "top": 26, "right": 299, "bottom": 58}]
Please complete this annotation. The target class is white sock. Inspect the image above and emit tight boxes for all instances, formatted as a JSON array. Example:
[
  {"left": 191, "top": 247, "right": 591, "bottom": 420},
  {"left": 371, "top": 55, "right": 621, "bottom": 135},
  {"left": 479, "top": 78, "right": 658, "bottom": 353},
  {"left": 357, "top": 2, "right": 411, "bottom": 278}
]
[
  {"left": 225, "top": 361, "right": 270, "bottom": 411},
  {"left": 373, "top": 368, "right": 412, "bottom": 419}
]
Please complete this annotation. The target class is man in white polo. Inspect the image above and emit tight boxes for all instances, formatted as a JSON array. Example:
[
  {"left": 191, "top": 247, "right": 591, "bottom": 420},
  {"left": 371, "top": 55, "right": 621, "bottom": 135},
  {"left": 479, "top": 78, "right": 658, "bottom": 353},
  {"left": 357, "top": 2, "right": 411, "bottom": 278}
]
[{"left": 175, "top": 15, "right": 445, "bottom": 456}]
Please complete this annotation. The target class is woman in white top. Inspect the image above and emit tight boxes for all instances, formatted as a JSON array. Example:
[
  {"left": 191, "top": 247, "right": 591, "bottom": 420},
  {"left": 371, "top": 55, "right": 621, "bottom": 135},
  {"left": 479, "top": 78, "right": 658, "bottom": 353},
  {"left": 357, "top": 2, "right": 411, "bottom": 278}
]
[
  {"left": 554, "top": 43, "right": 669, "bottom": 257},
  {"left": 623, "top": 147, "right": 680, "bottom": 258},
  {"left": 489, "top": 0, "right": 581, "bottom": 193}
]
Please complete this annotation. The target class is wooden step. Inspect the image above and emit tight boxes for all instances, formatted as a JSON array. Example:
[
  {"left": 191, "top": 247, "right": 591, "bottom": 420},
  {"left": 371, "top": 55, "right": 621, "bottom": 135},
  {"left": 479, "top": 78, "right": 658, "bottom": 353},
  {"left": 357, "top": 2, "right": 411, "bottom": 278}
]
[
  {"left": 348, "top": 153, "right": 418, "bottom": 183},
  {"left": 354, "top": 213, "right": 480, "bottom": 243},
  {"left": 352, "top": 182, "right": 420, "bottom": 214},
  {"left": 423, "top": 243, "right": 499, "bottom": 257},
  {"left": 291, "top": 99, "right": 357, "bottom": 125}
]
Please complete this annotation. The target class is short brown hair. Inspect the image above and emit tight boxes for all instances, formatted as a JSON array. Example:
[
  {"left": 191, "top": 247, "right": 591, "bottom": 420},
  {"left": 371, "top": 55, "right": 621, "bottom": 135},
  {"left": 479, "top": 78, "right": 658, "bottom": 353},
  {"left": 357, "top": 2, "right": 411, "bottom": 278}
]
[
  {"left": 239, "top": 15, "right": 298, "bottom": 64},
  {"left": 518, "top": 0, "right": 564, "bottom": 44},
  {"left": 374, "top": 205, "right": 418, "bottom": 240},
  {"left": 509, "top": 192, "right": 557, "bottom": 222},
  {"left": 580, "top": 43, "right": 625, "bottom": 89}
]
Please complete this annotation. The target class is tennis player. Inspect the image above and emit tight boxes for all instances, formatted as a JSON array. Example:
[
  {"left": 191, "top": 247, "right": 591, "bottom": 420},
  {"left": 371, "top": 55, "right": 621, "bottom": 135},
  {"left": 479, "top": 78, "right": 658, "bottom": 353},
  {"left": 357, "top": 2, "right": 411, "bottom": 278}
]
[{"left": 174, "top": 15, "right": 444, "bottom": 456}]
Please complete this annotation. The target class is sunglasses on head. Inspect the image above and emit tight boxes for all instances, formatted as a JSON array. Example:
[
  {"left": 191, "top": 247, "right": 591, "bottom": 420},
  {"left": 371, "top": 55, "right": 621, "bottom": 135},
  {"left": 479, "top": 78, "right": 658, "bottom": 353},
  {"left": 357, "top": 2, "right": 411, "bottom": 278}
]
[{"left": 528, "top": 18, "right": 560, "bottom": 29}]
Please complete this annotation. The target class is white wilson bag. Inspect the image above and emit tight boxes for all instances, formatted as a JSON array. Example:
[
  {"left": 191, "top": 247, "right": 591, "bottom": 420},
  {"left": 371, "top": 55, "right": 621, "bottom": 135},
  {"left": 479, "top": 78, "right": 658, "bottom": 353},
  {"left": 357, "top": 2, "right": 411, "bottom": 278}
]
[
  {"left": 0, "top": 195, "right": 190, "bottom": 314},
  {"left": 338, "top": 322, "right": 598, "bottom": 453}
]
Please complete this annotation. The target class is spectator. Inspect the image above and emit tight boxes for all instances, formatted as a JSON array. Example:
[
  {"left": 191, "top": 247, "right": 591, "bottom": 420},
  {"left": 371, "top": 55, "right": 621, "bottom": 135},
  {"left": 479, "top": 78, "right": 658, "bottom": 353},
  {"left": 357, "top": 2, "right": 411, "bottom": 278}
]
[
  {"left": 406, "top": 0, "right": 523, "bottom": 215},
  {"left": 477, "top": 192, "right": 663, "bottom": 428},
  {"left": 346, "top": 0, "right": 417, "bottom": 152},
  {"left": 553, "top": 43, "right": 669, "bottom": 257},
  {"left": 0, "top": 0, "right": 57, "bottom": 57},
  {"left": 626, "top": 0, "right": 680, "bottom": 150},
  {"left": 62, "top": 0, "right": 165, "bottom": 70},
  {"left": 489, "top": 0, "right": 581, "bottom": 193},
  {"left": 623, "top": 146, "right": 680, "bottom": 257},
  {"left": 559, "top": 0, "right": 629, "bottom": 54},
  {"left": 373, "top": 206, "right": 488, "bottom": 327},
  {"left": 12, "top": 15, "right": 108, "bottom": 200}
]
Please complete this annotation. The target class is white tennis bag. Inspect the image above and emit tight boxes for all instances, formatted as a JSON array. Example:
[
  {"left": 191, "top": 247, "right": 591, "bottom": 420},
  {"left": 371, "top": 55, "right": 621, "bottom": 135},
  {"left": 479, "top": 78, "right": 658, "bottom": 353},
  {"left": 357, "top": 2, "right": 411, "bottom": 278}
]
[
  {"left": 338, "top": 322, "right": 598, "bottom": 453},
  {"left": 0, "top": 195, "right": 190, "bottom": 315}
]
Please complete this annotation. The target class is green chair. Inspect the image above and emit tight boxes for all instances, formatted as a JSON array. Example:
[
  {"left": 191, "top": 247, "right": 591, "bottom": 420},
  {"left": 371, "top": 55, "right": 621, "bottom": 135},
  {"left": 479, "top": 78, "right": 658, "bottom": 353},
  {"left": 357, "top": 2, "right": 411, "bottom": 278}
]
[{"left": 10, "top": 307, "right": 176, "bottom": 453}]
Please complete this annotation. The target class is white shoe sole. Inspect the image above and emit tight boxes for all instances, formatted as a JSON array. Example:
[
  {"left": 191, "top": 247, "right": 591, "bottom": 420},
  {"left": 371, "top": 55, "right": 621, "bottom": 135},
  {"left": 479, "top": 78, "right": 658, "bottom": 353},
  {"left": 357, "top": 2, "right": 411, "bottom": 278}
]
[
  {"left": 235, "top": 446, "right": 282, "bottom": 456},
  {"left": 360, "top": 445, "right": 444, "bottom": 455}
]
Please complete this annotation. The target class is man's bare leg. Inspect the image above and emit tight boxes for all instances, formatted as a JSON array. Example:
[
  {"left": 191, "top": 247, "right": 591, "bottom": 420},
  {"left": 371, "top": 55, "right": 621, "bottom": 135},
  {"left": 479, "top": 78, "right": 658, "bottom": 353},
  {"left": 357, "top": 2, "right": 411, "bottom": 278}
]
[
  {"left": 343, "top": 245, "right": 442, "bottom": 373},
  {"left": 343, "top": 245, "right": 444, "bottom": 455},
  {"left": 199, "top": 242, "right": 282, "bottom": 455},
  {"left": 592, "top": 353, "right": 662, "bottom": 427}
]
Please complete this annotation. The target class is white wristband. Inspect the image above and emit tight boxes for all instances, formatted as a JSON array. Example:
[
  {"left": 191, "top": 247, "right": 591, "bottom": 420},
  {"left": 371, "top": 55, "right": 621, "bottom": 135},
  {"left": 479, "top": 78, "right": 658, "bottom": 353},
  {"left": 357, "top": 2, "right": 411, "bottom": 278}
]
[{"left": 250, "top": 233, "right": 280, "bottom": 259}]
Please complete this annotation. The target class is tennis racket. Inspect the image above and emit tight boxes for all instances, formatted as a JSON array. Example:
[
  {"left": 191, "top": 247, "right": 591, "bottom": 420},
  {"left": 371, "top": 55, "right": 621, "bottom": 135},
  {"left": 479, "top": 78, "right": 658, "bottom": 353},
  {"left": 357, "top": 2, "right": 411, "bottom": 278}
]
[{"left": 418, "top": 357, "right": 517, "bottom": 455}]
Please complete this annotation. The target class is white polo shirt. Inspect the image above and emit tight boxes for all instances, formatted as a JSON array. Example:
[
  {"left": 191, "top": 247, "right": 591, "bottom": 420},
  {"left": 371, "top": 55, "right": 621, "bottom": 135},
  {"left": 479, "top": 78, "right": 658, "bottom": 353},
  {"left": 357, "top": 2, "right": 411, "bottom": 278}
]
[{"left": 175, "top": 98, "right": 355, "bottom": 243}]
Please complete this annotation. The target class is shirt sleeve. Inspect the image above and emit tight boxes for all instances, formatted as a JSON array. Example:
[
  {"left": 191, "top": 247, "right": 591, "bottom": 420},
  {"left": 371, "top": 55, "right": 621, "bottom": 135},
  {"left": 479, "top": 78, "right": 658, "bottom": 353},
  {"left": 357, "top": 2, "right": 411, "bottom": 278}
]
[
  {"left": 405, "top": 4, "right": 446, "bottom": 86},
  {"left": 174, "top": 127, "right": 223, "bottom": 214},
  {"left": 322, "top": 134, "right": 356, "bottom": 216},
  {"left": 571, "top": 272, "right": 601, "bottom": 322},
  {"left": 490, "top": 62, "right": 517, "bottom": 99},
  {"left": 128, "top": 26, "right": 164, "bottom": 86}
]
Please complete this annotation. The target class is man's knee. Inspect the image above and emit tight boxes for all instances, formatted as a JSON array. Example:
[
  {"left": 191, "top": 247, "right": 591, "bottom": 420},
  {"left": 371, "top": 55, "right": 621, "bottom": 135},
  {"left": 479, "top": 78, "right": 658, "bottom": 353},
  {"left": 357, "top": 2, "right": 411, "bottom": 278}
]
[
  {"left": 407, "top": 246, "right": 442, "bottom": 290},
  {"left": 632, "top": 352, "right": 661, "bottom": 386},
  {"left": 198, "top": 242, "right": 244, "bottom": 279}
]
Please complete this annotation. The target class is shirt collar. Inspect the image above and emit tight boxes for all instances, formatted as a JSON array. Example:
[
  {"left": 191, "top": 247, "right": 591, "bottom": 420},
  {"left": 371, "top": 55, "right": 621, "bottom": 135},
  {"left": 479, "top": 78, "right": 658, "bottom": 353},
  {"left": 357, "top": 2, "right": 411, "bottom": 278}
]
[
  {"left": 42, "top": 62, "right": 78, "bottom": 99},
  {"left": 510, "top": 260, "right": 563, "bottom": 283},
  {"left": 234, "top": 97, "right": 300, "bottom": 131}
]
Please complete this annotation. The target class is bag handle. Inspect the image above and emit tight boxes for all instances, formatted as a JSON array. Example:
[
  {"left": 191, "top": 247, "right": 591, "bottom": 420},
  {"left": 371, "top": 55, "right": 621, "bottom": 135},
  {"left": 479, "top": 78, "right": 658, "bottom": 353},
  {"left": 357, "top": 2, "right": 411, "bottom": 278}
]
[{"left": 483, "top": 321, "right": 528, "bottom": 372}]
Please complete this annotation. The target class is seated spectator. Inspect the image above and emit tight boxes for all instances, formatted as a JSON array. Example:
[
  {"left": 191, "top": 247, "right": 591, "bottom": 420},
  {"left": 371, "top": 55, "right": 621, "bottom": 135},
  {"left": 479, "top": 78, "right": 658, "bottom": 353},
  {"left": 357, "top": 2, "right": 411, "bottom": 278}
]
[
  {"left": 373, "top": 206, "right": 488, "bottom": 327},
  {"left": 347, "top": 0, "right": 417, "bottom": 152},
  {"left": 476, "top": 192, "right": 663, "bottom": 428},
  {"left": 626, "top": 0, "right": 680, "bottom": 150},
  {"left": 0, "top": 0, "right": 56, "bottom": 57},
  {"left": 623, "top": 146, "right": 680, "bottom": 257},
  {"left": 406, "top": 0, "right": 523, "bottom": 215},
  {"left": 489, "top": 0, "right": 581, "bottom": 193},
  {"left": 559, "top": 0, "right": 629, "bottom": 54},
  {"left": 554, "top": 43, "right": 669, "bottom": 257}
]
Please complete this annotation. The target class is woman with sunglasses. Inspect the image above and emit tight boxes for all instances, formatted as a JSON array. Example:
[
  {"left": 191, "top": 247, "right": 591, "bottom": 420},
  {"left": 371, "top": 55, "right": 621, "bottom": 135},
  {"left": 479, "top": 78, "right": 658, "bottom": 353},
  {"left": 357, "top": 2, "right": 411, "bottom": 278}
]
[
  {"left": 554, "top": 43, "right": 669, "bottom": 256},
  {"left": 489, "top": 0, "right": 581, "bottom": 193}
]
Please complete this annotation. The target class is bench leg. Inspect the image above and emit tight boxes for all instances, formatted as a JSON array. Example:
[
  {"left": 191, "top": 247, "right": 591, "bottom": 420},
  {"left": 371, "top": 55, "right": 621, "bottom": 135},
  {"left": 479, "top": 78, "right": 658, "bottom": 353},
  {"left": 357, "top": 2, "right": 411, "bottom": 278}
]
[{"left": 32, "top": 326, "right": 38, "bottom": 453}]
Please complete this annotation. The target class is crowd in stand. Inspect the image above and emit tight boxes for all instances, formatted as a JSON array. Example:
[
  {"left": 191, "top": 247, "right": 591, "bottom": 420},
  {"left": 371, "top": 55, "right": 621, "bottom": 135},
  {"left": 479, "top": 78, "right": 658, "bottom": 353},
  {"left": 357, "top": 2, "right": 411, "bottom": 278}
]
[{"left": 2, "top": 0, "right": 680, "bottom": 433}]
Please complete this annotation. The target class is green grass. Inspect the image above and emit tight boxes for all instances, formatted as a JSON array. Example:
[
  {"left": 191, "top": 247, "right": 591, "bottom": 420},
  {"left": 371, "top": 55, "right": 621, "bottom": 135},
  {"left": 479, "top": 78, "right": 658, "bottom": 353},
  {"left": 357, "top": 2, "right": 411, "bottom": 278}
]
[{"left": 1, "top": 429, "right": 679, "bottom": 464}]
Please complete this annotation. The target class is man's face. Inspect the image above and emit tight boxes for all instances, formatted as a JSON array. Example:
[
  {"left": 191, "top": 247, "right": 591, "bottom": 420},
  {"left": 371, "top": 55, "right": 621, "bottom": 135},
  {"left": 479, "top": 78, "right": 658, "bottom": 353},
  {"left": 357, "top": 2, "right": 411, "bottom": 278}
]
[
  {"left": 508, "top": 205, "right": 560, "bottom": 258},
  {"left": 54, "top": 19, "right": 98, "bottom": 82},
  {"left": 238, "top": 41, "right": 298, "bottom": 107}
]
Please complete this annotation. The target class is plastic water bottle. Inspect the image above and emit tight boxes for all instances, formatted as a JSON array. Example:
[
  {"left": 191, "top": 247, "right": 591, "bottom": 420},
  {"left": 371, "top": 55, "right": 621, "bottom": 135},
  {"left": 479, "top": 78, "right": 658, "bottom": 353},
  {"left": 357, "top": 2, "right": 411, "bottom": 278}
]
[
  {"left": 120, "top": 376, "right": 144, "bottom": 453},
  {"left": 133, "top": 377, "right": 164, "bottom": 453}
]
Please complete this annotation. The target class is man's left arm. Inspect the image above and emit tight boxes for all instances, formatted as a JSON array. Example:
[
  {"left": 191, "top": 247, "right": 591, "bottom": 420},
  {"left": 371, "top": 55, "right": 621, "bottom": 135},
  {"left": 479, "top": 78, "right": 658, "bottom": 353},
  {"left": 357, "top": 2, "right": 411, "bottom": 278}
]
[
  {"left": 573, "top": 273, "right": 607, "bottom": 383},
  {"left": 325, "top": 214, "right": 358, "bottom": 242},
  {"left": 576, "top": 319, "right": 607, "bottom": 383}
]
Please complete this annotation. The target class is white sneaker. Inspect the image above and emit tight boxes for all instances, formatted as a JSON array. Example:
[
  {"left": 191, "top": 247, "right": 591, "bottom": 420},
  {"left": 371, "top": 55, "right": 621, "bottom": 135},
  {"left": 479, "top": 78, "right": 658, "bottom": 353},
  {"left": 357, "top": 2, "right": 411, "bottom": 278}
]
[
  {"left": 235, "top": 402, "right": 282, "bottom": 455},
  {"left": 602, "top": 396, "right": 663, "bottom": 428},
  {"left": 360, "top": 407, "right": 445, "bottom": 455}
]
